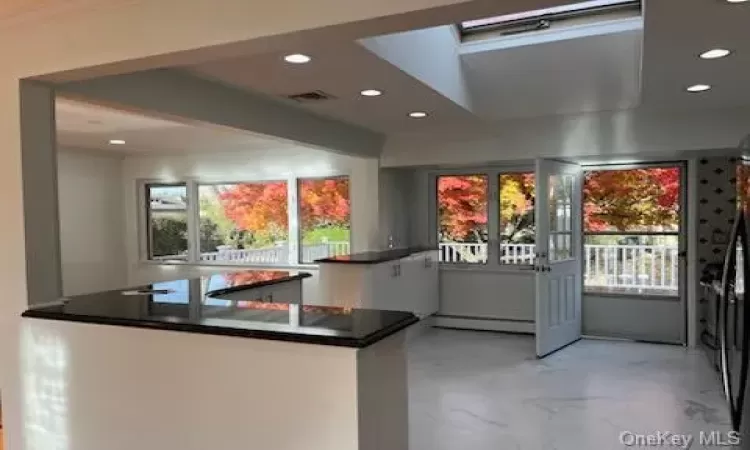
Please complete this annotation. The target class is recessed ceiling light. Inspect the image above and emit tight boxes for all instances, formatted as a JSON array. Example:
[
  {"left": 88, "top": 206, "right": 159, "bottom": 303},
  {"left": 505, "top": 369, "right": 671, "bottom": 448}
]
[
  {"left": 109, "top": 139, "right": 126, "bottom": 145},
  {"left": 284, "top": 53, "right": 311, "bottom": 64},
  {"left": 360, "top": 89, "right": 383, "bottom": 97},
  {"left": 686, "top": 84, "right": 712, "bottom": 93},
  {"left": 408, "top": 111, "right": 429, "bottom": 118},
  {"left": 700, "top": 48, "right": 731, "bottom": 59}
]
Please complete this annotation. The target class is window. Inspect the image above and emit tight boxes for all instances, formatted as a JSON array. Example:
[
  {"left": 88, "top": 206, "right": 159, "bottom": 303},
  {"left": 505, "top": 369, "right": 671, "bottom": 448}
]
[
  {"left": 498, "top": 173, "right": 536, "bottom": 264},
  {"left": 198, "top": 181, "right": 289, "bottom": 265},
  {"left": 146, "top": 183, "right": 189, "bottom": 261},
  {"left": 298, "top": 177, "right": 351, "bottom": 263},
  {"left": 437, "top": 175, "right": 489, "bottom": 264},
  {"left": 436, "top": 171, "right": 537, "bottom": 266},
  {"left": 548, "top": 174, "right": 574, "bottom": 261},
  {"left": 459, "top": 0, "right": 640, "bottom": 36},
  {"left": 142, "top": 175, "right": 351, "bottom": 266},
  {"left": 583, "top": 166, "right": 681, "bottom": 296}
]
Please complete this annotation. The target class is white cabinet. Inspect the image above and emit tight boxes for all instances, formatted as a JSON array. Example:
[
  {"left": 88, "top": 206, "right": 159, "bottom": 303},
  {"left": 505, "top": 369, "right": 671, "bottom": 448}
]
[{"left": 318, "top": 250, "right": 439, "bottom": 316}]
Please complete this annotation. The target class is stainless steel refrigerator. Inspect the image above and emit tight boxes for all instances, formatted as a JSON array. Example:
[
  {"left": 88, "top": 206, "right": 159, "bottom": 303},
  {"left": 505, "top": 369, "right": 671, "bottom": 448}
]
[{"left": 720, "top": 136, "right": 750, "bottom": 441}]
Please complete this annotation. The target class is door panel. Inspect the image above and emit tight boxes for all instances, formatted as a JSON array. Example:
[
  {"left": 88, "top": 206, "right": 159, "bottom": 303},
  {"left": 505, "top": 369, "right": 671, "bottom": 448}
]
[{"left": 535, "top": 159, "right": 583, "bottom": 358}]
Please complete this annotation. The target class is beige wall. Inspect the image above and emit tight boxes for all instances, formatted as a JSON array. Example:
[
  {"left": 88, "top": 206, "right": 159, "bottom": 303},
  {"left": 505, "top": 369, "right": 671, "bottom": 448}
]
[{"left": 1, "top": 1, "right": 475, "bottom": 447}]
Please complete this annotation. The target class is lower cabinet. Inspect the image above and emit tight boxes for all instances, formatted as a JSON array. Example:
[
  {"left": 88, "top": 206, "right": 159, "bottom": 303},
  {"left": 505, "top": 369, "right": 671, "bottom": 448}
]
[{"left": 318, "top": 250, "right": 439, "bottom": 316}]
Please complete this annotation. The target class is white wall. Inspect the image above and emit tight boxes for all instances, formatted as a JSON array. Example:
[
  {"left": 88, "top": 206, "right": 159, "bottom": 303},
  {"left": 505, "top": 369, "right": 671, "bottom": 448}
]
[
  {"left": 120, "top": 147, "right": 380, "bottom": 286},
  {"left": 382, "top": 106, "right": 750, "bottom": 167},
  {"left": 57, "top": 148, "right": 127, "bottom": 295},
  {"left": 359, "top": 25, "right": 471, "bottom": 111}
]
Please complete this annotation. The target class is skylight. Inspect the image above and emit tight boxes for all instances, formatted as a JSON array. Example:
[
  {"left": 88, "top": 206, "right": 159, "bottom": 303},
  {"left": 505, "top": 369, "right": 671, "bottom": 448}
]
[{"left": 460, "top": 0, "right": 641, "bottom": 35}]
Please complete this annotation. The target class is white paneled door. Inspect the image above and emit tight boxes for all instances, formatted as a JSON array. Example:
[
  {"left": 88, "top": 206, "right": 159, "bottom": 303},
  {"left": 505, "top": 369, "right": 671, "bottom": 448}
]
[{"left": 535, "top": 159, "right": 583, "bottom": 357}]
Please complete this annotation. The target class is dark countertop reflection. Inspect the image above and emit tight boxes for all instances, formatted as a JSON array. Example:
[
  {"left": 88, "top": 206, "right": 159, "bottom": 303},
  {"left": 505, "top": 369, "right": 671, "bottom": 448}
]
[
  {"left": 315, "top": 246, "right": 436, "bottom": 264},
  {"left": 22, "top": 270, "right": 417, "bottom": 348}
]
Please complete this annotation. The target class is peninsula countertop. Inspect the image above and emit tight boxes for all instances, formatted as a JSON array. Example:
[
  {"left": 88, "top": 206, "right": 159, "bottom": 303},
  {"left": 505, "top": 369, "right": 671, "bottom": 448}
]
[
  {"left": 22, "top": 270, "right": 418, "bottom": 348},
  {"left": 315, "top": 246, "right": 436, "bottom": 264}
]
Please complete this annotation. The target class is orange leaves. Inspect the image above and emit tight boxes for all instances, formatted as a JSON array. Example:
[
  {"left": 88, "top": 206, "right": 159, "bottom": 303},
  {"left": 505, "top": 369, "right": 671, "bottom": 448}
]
[
  {"left": 584, "top": 167, "right": 680, "bottom": 232},
  {"left": 299, "top": 178, "right": 350, "bottom": 230},
  {"left": 217, "top": 178, "right": 351, "bottom": 238},
  {"left": 437, "top": 175, "right": 488, "bottom": 241},
  {"left": 219, "top": 182, "right": 289, "bottom": 238}
]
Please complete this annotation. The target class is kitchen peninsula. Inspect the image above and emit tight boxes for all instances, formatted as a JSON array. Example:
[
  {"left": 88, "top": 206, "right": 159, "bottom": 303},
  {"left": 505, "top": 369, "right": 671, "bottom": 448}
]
[
  {"left": 21, "top": 270, "right": 415, "bottom": 450},
  {"left": 317, "top": 247, "right": 440, "bottom": 316}
]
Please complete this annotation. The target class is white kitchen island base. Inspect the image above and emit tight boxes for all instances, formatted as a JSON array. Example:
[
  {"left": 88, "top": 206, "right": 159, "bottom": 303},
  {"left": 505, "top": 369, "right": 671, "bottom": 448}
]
[
  {"left": 20, "top": 318, "right": 410, "bottom": 450},
  {"left": 317, "top": 248, "right": 439, "bottom": 316}
]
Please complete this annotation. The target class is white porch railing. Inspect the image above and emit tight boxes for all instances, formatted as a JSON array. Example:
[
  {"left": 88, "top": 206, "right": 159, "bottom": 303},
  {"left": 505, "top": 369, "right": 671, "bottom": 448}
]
[
  {"left": 198, "top": 241, "right": 351, "bottom": 265},
  {"left": 438, "top": 242, "right": 680, "bottom": 292},
  {"left": 585, "top": 244, "right": 678, "bottom": 292}
]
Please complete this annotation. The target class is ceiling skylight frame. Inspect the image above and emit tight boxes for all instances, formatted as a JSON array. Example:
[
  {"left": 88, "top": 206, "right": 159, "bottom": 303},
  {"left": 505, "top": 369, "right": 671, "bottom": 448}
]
[{"left": 459, "top": 0, "right": 641, "bottom": 36}]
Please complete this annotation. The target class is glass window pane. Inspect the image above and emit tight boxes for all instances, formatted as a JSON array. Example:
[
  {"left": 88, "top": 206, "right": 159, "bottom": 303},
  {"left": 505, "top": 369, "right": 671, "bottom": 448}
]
[
  {"left": 584, "top": 167, "right": 680, "bottom": 232},
  {"left": 498, "top": 173, "right": 536, "bottom": 264},
  {"left": 147, "top": 184, "right": 188, "bottom": 261},
  {"left": 198, "top": 181, "right": 289, "bottom": 265},
  {"left": 549, "top": 174, "right": 574, "bottom": 261},
  {"left": 437, "top": 175, "right": 488, "bottom": 264},
  {"left": 583, "top": 234, "right": 678, "bottom": 296},
  {"left": 298, "top": 177, "right": 351, "bottom": 263}
]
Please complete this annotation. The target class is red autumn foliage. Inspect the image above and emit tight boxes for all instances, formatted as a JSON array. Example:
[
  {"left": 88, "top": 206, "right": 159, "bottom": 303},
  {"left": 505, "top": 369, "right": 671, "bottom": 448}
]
[
  {"left": 584, "top": 168, "right": 680, "bottom": 232},
  {"left": 437, "top": 175, "right": 489, "bottom": 241},
  {"left": 218, "top": 178, "right": 350, "bottom": 236},
  {"left": 438, "top": 168, "right": 681, "bottom": 240}
]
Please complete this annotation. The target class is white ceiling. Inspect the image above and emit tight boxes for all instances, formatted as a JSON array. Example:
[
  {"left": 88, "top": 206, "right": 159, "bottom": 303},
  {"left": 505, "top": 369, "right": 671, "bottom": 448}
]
[
  {"left": 462, "top": 27, "right": 641, "bottom": 120},
  {"left": 640, "top": 0, "right": 750, "bottom": 112},
  {"left": 55, "top": 98, "right": 307, "bottom": 154},
  {"left": 185, "top": 13, "right": 644, "bottom": 131},
  {"left": 188, "top": 42, "right": 480, "bottom": 134},
  {"left": 53, "top": 0, "right": 750, "bottom": 153},
  {"left": 181, "top": 0, "right": 750, "bottom": 135}
]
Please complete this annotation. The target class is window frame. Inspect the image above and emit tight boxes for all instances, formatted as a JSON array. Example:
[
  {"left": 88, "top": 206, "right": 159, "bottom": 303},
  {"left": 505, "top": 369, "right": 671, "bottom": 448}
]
[
  {"left": 458, "top": 0, "right": 641, "bottom": 37},
  {"left": 580, "top": 162, "right": 686, "bottom": 298},
  {"left": 138, "top": 173, "right": 352, "bottom": 268},
  {"left": 143, "top": 181, "right": 190, "bottom": 262},
  {"left": 429, "top": 165, "right": 536, "bottom": 272},
  {"left": 197, "top": 178, "right": 292, "bottom": 264},
  {"left": 296, "top": 175, "right": 353, "bottom": 264}
]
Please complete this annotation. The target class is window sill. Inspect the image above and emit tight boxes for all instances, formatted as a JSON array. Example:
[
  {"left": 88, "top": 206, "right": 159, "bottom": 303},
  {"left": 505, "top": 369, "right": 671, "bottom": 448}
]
[
  {"left": 584, "top": 289, "right": 679, "bottom": 301},
  {"left": 439, "top": 264, "right": 536, "bottom": 274},
  {"left": 139, "top": 260, "right": 320, "bottom": 271}
]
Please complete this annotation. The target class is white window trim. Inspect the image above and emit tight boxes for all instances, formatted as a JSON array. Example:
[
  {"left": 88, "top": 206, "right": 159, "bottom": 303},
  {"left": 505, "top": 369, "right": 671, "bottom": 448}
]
[
  {"left": 138, "top": 173, "right": 353, "bottom": 268},
  {"left": 428, "top": 164, "right": 535, "bottom": 272}
]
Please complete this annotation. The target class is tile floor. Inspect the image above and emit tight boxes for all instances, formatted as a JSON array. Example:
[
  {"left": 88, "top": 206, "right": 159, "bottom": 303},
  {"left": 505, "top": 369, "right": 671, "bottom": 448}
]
[{"left": 408, "top": 329, "right": 731, "bottom": 450}]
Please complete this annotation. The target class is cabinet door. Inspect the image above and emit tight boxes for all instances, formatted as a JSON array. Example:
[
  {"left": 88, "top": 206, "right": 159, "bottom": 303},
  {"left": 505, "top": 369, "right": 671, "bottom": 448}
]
[
  {"left": 399, "top": 254, "right": 424, "bottom": 314},
  {"left": 425, "top": 250, "right": 440, "bottom": 314}
]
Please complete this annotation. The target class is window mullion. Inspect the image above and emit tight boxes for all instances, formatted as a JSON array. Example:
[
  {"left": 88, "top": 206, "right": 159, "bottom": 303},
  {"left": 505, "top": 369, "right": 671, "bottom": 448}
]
[
  {"left": 288, "top": 177, "right": 300, "bottom": 266},
  {"left": 186, "top": 180, "right": 200, "bottom": 264},
  {"left": 486, "top": 172, "right": 500, "bottom": 266}
]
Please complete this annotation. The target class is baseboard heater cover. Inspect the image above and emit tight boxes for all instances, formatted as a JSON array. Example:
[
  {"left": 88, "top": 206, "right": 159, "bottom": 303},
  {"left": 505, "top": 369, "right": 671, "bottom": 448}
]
[{"left": 433, "top": 315, "right": 534, "bottom": 334}]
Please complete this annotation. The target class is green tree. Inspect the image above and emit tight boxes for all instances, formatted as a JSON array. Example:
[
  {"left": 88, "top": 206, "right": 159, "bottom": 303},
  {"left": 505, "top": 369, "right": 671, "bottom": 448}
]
[{"left": 152, "top": 217, "right": 188, "bottom": 257}]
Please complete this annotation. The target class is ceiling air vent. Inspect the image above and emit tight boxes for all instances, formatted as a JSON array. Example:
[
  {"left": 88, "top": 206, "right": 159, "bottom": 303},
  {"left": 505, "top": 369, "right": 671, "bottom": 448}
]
[{"left": 286, "top": 90, "right": 336, "bottom": 103}]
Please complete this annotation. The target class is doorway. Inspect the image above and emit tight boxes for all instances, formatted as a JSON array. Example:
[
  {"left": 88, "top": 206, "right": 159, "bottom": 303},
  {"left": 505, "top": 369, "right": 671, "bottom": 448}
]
[{"left": 580, "top": 163, "right": 686, "bottom": 344}]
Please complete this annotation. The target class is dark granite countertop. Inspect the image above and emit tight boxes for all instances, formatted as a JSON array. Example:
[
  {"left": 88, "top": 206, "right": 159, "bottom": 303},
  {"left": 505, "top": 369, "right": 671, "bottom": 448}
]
[
  {"left": 316, "top": 246, "right": 436, "bottom": 264},
  {"left": 22, "top": 270, "right": 417, "bottom": 348}
]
